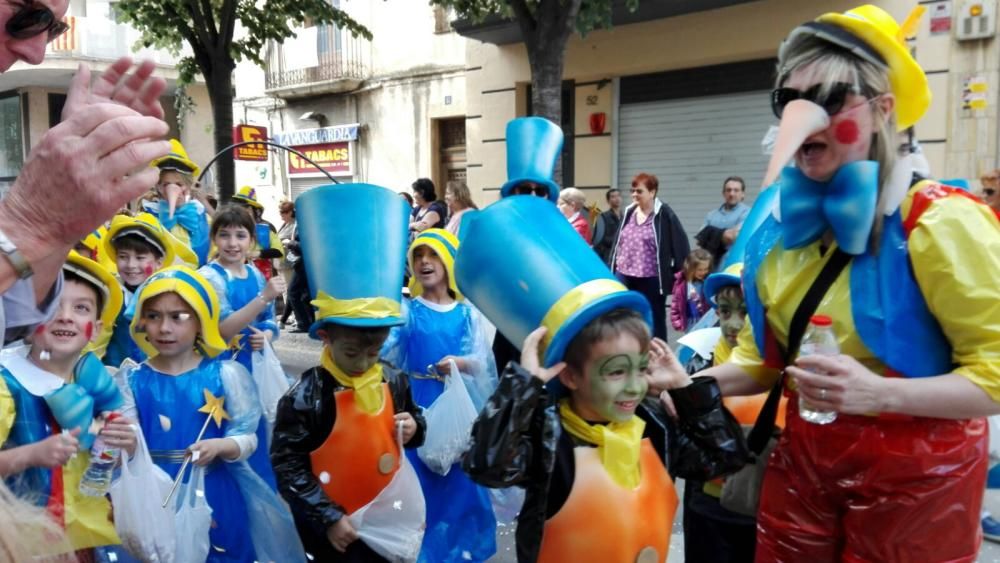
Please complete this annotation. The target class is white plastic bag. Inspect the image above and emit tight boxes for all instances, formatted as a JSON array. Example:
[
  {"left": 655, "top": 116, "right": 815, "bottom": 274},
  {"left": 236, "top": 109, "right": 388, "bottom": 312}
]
[
  {"left": 349, "top": 452, "right": 426, "bottom": 562},
  {"left": 989, "top": 416, "right": 1000, "bottom": 463},
  {"left": 174, "top": 464, "right": 212, "bottom": 563},
  {"left": 110, "top": 426, "right": 176, "bottom": 563},
  {"left": 251, "top": 340, "right": 292, "bottom": 424},
  {"left": 417, "top": 360, "right": 478, "bottom": 475}
]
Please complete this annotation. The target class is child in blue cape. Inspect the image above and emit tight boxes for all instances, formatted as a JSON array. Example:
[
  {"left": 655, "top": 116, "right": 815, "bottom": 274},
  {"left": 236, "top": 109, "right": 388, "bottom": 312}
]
[
  {"left": 381, "top": 228, "right": 498, "bottom": 563},
  {"left": 116, "top": 266, "right": 303, "bottom": 562}
]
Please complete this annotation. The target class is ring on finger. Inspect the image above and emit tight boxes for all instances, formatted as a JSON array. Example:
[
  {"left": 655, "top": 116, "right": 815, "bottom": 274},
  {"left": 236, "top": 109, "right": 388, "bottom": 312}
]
[{"left": 819, "top": 388, "right": 828, "bottom": 401}]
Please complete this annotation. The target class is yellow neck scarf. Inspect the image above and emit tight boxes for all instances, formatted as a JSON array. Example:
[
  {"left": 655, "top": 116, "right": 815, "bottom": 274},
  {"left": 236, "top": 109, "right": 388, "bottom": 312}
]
[
  {"left": 321, "top": 348, "right": 385, "bottom": 414},
  {"left": 713, "top": 335, "right": 733, "bottom": 366},
  {"left": 558, "top": 399, "right": 645, "bottom": 489}
]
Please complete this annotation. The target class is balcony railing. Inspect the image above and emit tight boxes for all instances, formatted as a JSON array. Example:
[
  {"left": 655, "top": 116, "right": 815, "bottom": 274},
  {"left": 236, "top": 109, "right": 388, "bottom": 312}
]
[
  {"left": 265, "top": 26, "right": 370, "bottom": 96},
  {"left": 47, "top": 15, "right": 182, "bottom": 66}
]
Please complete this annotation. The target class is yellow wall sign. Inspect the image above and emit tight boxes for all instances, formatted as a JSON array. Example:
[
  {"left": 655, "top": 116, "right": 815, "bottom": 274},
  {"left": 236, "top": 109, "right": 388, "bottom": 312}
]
[{"left": 233, "top": 125, "right": 269, "bottom": 162}]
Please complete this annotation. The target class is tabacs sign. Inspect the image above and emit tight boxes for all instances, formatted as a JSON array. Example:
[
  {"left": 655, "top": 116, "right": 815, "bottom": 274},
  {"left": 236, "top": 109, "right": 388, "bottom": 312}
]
[
  {"left": 232, "top": 125, "right": 269, "bottom": 162},
  {"left": 288, "top": 142, "right": 351, "bottom": 176}
]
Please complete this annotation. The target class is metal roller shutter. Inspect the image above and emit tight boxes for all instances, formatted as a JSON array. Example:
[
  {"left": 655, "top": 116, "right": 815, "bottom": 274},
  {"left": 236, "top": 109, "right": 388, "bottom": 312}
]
[
  {"left": 290, "top": 176, "right": 342, "bottom": 200},
  {"left": 617, "top": 90, "right": 774, "bottom": 244}
]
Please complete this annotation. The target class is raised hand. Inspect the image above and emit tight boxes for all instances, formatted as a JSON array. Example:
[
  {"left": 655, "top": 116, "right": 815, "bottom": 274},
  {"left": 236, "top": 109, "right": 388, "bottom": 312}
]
[{"left": 520, "top": 326, "right": 566, "bottom": 383}]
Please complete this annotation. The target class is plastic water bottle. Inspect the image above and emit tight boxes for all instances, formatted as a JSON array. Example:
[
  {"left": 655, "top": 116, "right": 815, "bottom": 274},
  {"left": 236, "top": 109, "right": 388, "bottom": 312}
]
[
  {"left": 797, "top": 315, "right": 839, "bottom": 425},
  {"left": 79, "top": 414, "right": 121, "bottom": 496}
]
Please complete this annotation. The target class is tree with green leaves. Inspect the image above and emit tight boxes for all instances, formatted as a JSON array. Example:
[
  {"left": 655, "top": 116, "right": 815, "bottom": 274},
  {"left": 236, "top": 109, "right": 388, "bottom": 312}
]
[
  {"left": 434, "top": 0, "right": 636, "bottom": 182},
  {"left": 115, "top": 0, "right": 370, "bottom": 201}
]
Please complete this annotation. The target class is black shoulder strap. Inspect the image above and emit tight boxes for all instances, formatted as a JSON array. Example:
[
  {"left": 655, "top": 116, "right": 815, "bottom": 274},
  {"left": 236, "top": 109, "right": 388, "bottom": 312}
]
[{"left": 745, "top": 248, "right": 852, "bottom": 454}]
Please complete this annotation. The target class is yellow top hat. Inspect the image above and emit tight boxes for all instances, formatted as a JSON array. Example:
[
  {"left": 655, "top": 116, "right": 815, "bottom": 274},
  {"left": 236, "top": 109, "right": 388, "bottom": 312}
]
[
  {"left": 232, "top": 186, "right": 264, "bottom": 210},
  {"left": 782, "top": 4, "right": 929, "bottom": 131},
  {"left": 129, "top": 266, "right": 228, "bottom": 359},
  {"left": 104, "top": 213, "right": 199, "bottom": 268},
  {"left": 407, "top": 228, "right": 462, "bottom": 300},
  {"left": 151, "top": 139, "right": 201, "bottom": 178},
  {"left": 78, "top": 226, "right": 117, "bottom": 273},
  {"left": 63, "top": 251, "right": 124, "bottom": 358}
]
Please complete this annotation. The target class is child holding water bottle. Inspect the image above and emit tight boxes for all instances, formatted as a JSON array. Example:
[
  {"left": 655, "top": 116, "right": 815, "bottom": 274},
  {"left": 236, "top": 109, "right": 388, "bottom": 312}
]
[{"left": 0, "top": 252, "right": 137, "bottom": 557}]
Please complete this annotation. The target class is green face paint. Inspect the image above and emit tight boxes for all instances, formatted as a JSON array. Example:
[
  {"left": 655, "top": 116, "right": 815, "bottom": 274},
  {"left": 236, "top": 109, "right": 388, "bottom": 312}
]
[
  {"left": 716, "top": 293, "right": 747, "bottom": 347},
  {"left": 326, "top": 325, "right": 390, "bottom": 375},
  {"left": 578, "top": 352, "right": 649, "bottom": 423}
]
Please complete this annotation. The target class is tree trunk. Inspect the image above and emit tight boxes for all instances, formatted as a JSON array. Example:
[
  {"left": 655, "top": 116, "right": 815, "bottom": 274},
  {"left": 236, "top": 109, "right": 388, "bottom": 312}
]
[
  {"left": 528, "top": 47, "right": 566, "bottom": 185},
  {"left": 204, "top": 57, "right": 236, "bottom": 202}
]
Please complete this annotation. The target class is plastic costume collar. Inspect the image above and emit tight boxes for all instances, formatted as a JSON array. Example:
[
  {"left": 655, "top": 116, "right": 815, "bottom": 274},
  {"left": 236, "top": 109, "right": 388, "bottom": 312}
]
[
  {"left": 64, "top": 251, "right": 124, "bottom": 359},
  {"left": 778, "top": 161, "right": 879, "bottom": 254},
  {"left": 558, "top": 399, "right": 645, "bottom": 489},
  {"left": 499, "top": 117, "right": 563, "bottom": 202},
  {"left": 780, "top": 5, "right": 930, "bottom": 131},
  {"left": 407, "top": 228, "right": 462, "bottom": 300},
  {"left": 128, "top": 265, "right": 227, "bottom": 359},
  {"left": 320, "top": 348, "right": 385, "bottom": 413}
]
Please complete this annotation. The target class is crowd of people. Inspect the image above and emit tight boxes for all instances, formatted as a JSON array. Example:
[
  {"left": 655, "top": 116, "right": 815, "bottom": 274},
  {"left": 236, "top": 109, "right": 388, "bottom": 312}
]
[{"left": 0, "top": 3, "right": 999, "bottom": 563}]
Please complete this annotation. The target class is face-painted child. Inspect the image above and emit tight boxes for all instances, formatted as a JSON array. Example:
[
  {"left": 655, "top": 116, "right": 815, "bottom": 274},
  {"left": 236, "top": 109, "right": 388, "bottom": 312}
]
[{"left": 715, "top": 286, "right": 747, "bottom": 348}]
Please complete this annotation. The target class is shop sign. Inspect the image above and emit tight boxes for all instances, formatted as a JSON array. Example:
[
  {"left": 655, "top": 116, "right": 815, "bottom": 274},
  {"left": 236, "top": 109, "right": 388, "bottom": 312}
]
[
  {"left": 233, "top": 124, "right": 269, "bottom": 162},
  {"left": 288, "top": 142, "right": 351, "bottom": 176}
]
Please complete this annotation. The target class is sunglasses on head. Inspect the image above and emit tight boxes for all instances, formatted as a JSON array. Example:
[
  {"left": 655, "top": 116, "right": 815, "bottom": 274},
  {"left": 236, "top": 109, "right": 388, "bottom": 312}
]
[
  {"left": 513, "top": 184, "right": 549, "bottom": 197},
  {"left": 5, "top": 0, "right": 69, "bottom": 42},
  {"left": 771, "top": 82, "right": 867, "bottom": 120}
]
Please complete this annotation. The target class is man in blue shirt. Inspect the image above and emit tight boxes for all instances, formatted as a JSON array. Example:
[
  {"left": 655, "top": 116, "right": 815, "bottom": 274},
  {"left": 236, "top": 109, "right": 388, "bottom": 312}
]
[{"left": 697, "top": 176, "right": 750, "bottom": 268}]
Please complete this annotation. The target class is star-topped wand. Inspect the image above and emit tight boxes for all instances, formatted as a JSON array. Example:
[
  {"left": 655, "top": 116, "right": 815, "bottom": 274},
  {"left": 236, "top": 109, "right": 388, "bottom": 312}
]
[{"left": 162, "top": 388, "right": 231, "bottom": 508}]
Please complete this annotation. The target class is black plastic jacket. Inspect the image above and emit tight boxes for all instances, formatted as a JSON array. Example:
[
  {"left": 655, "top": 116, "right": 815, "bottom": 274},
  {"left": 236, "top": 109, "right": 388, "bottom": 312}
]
[
  {"left": 270, "top": 361, "right": 426, "bottom": 537},
  {"left": 462, "top": 363, "right": 748, "bottom": 563}
]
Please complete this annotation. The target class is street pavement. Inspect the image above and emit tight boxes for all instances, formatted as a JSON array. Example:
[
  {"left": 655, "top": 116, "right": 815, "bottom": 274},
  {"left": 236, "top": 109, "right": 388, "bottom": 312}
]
[{"left": 272, "top": 328, "right": 1000, "bottom": 562}]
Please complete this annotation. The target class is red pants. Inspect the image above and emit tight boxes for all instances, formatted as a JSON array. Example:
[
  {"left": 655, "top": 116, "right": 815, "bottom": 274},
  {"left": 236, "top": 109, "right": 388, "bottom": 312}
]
[{"left": 756, "top": 398, "right": 987, "bottom": 563}]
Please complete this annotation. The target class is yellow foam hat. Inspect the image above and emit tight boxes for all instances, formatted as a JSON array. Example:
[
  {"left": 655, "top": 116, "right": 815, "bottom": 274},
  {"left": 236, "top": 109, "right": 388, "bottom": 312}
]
[
  {"left": 129, "top": 266, "right": 227, "bottom": 359},
  {"left": 232, "top": 186, "right": 264, "bottom": 210},
  {"left": 151, "top": 139, "right": 201, "bottom": 178},
  {"left": 104, "top": 213, "right": 199, "bottom": 268},
  {"left": 78, "top": 226, "right": 117, "bottom": 273},
  {"left": 783, "top": 4, "right": 929, "bottom": 131},
  {"left": 407, "top": 228, "right": 462, "bottom": 300},
  {"left": 63, "top": 251, "right": 124, "bottom": 358}
]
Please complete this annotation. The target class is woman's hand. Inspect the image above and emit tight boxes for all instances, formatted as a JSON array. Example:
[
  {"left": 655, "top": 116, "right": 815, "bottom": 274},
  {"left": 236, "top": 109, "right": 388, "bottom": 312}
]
[
  {"left": 520, "top": 327, "right": 566, "bottom": 383},
  {"left": 29, "top": 429, "right": 80, "bottom": 468},
  {"left": 101, "top": 416, "right": 138, "bottom": 457},
  {"left": 645, "top": 337, "right": 690, "bottom": 394},
  {"left": 188, "top": 438, "right": 239, "bottom": 466},
  {"left": 787, "top": 354, "right": 888, "bottom": 415},
  {"left": 327, "top": 517, "right": 359, "bottom": 553},
  {"left": 394, "top": 413, "right": 417, "bottom": 444},
  {"left": 248, "top": 326, "right": 271, "bottom": 351}
]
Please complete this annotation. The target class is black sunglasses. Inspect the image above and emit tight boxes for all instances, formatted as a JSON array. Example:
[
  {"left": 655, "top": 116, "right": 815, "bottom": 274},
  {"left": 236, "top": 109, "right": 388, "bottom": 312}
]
[
  {"left": 985, "top": 188, "right": 997, "bottom": 196},
  {"left": 6, "top": 0, "right": 69, "bottom": 42},
  {"left": 513, "top": 184, "right": 549, "bottom": 197},
  {"left": 771, "top": 82, "right": 864, "bottom": 120}
]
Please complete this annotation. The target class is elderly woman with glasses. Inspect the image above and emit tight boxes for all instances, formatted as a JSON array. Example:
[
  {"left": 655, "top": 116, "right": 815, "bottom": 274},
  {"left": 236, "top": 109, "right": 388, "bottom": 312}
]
[{"left": 654, "top": 6, "right": 1000, "bottom": 561}]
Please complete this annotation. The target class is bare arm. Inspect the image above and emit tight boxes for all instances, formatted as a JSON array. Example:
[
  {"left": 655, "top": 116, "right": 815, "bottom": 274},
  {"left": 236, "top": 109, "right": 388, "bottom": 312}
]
[{"left": 697, "top": 363, "right": 771, "bottom": 397}]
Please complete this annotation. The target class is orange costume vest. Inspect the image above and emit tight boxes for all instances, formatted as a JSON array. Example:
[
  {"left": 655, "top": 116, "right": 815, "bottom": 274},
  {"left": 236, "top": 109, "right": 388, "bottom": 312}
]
[
  {"left": 723, "top": 394, "right": 788, "bottom": 428},
  {"left": 310, "top": 384, "right": 399, "bottom": 514},
  {"left": 537, "top": 438, "right": 678, "bottom": 563}
]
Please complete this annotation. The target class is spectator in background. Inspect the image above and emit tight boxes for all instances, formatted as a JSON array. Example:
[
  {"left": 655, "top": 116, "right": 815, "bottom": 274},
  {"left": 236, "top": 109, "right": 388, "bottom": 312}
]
[
  {"left": 671, "top": 248, "right": 713, "bottom": 332},
  {"left": 278, "top": 201, "right": 307, "bottom": 330},
  {"left": 610, "top": 173, "right": 689, "bottom": 340},
  {"left": 444, "top": 180, "right": 478, "bottom": 236},
  {"left": 556, "top": 187, "right": 592, "bottom": 243},
  {"left": 981, "top": 170, "right": 1000, "bottom": 213},
  {"left": 697, "top": 176, "right": 750, "bottom": 267},
  {"left": 592, "top": 188, "right": 623, "bottom": 265},
  {"left": 410, "top": 178, "right": 447, "bottom": 235},
  {"left": 400, "top": 191, "right": 415, "bottom": 207}
]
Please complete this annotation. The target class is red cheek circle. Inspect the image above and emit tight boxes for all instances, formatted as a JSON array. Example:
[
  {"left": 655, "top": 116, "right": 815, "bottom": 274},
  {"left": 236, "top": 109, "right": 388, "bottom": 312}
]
[
  {"left": 144, "top": 264, "right": 154, "bottom": 276},
  {"left": 834, "top": 119, "right": 860, "bottom": 145},
  {"left": 85, "top": 322, "right": 94, "bottom": 340},
  {"left": 34, "top": 324, "right": 46, "bottom": 336}
]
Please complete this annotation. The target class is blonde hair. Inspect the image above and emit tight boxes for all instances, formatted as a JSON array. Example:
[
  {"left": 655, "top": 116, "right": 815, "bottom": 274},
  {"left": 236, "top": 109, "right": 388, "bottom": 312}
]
[
  {"left": 559, "top": 187, "right": 587, "bottom": 211},
  {"left": 445, "top": 180, "right": 477, "bottom": 211},
  {"left": 0, "top": 482, "right": 75, "bottom": 561},
  {"left": 777, "top": 35, "right": 898, "bottom": 250},
  {"left": 683, "top": 249, "right": 713, "bottom": 282}
]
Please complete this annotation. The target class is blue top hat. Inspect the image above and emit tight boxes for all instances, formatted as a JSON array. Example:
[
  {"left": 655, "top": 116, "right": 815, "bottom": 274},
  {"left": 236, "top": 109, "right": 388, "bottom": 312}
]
[
  {"left": 296, "top": 184, "right": 409, "bottom": 336},
  {"left": 455, "top": 196, "right": 652, "bottom": 368},
  {"left": 499, "top": 117, "right": 564, "bottom": 202}
]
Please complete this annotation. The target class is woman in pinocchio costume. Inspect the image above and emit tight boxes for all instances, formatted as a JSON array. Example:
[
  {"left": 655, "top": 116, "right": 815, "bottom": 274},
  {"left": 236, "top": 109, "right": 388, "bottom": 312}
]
[
  {"left": 661, "top": 5, "right": 1000, "bottom": 561},
  {"left": 271, "top": 184, "right": 426, "bottom": 562},
  {"left": 456, "top": 196, "right": 747, "bottom": 563}
]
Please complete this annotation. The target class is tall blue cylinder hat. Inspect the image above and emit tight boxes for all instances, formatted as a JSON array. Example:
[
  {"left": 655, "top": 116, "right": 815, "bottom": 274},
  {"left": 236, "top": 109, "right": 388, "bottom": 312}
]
[
  {"left": 296, "top": 183, "right": 409, "bottom": 337},
  {"left": 455, "top": 196, "right": 652, "bottom": 368},
  {"left": 499, "top": 117, "right": 564, "bottom": 202}
]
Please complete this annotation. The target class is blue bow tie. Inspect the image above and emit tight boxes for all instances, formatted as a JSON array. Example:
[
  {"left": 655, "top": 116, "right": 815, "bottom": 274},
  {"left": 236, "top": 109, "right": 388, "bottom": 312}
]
[
  {"left": 157, "top": 199, "right": 199, "bottom": 232},
  {"left": 779, "top": 161, "right": 879, "bottom": 255}
]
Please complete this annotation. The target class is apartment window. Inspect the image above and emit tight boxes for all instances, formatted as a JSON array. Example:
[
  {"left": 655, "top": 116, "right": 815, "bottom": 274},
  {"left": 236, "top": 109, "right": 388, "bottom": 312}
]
[{"left": 0, "top": 93, "right": 24, "bottom": 180}]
